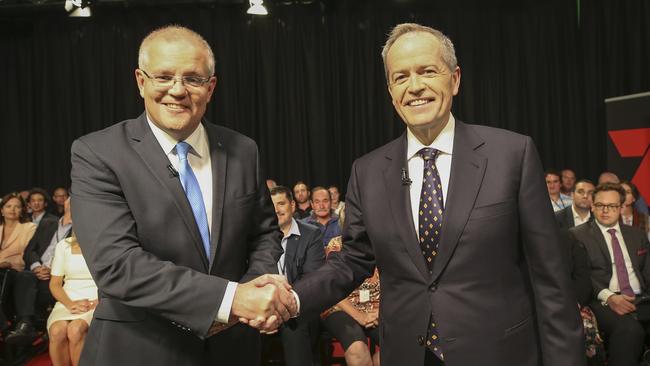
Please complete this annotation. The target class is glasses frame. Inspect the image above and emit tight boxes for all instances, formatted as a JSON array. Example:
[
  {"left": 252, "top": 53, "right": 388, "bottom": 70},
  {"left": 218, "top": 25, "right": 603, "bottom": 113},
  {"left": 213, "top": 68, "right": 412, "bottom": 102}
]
[
  {"left": 139, "top": 69, "right": 212, "bottom": 89},
  {"left": 593, "top": 203, "right": 621, "bottom": 211}
]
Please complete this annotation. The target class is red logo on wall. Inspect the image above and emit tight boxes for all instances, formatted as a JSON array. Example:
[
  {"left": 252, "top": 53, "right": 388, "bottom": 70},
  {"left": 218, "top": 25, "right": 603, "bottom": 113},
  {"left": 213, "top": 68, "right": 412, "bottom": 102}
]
[{"left": 608, "top": 128, "right": 650, "bottom": 204}]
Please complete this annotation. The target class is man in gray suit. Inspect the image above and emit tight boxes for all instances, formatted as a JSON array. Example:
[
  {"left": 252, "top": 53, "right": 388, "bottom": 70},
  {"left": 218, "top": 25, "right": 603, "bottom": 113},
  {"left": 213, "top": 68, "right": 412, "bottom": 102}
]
[
  {"left": 291, "top": 23, "right": 584, "bottom": 365},
  {"left": 71, "top": 26, "right": 294, "bottom": 365}
]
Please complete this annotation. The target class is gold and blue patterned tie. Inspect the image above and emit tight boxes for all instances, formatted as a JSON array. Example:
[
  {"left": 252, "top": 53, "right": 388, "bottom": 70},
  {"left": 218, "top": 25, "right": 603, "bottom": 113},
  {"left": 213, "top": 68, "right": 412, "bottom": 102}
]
[{"left": 417, "top": 147, "right": 444, "bottom": 360}]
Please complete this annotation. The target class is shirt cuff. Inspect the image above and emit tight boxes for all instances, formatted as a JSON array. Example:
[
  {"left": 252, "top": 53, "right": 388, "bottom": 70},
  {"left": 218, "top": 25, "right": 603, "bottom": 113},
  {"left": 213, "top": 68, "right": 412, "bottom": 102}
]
[
  {"left": 29, "top": 262, "right": 42, "bottom": 271},
  {"left": 598, "top": 289, "right": 615, "bottom": 304},
  {"left": 215, "top": 281, "right": 238, "bottom": 323},
  {"left": 291, "top": 289, "right": 301, "bottom": 317}
]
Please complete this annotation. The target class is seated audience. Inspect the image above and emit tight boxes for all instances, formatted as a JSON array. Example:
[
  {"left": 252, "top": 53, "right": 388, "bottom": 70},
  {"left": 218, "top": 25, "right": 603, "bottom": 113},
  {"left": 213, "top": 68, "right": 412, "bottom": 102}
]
[
  {"left": 293, "top": 181, "right": 312, "bottom": 220},
  {"left": 598, "top": 172, "right": 648, "bottom": 215},
  {"left": 6, "top": 197, "right": 72, "bottom": 345},
  {"left": 51, "top": 187, "right": 69, "bottom": 217},
  {"left": 322, "top": 232, "right": 380, "bottom": 366},
  {"left": 302, "top": 186, "right": 341, "bottom": 247},
  {"left": 270, "top": 186, "right": 325, "bottom": 366},
  {"left": 28, "top": 188, "right": 58, "bottom": 228},
  {"left": 569, "top": 183, "right": 650, "bottom": 365},
  {"left": 0, "top": 193, "right": 37, "bottom": 271},
  {"left": 328, "top": 185, "right": 345, "bottom": 216},
  {"left": 620, "top": 181, "right": 650, "bottom": 241},
  {"left": 546, "top": 170, "right": 572, "bottom": 212},
  {"left": 597, "top": 171, "right": 620, "bottom": 185},
  {"left": 556, "top": 179, "right": 595, "bottom": 230},
  {"left": 48, "top": 234, "right": 98, "bottom": 366},
  {"left": 561, "top": 168, "right": 577, "bottom": 198}
]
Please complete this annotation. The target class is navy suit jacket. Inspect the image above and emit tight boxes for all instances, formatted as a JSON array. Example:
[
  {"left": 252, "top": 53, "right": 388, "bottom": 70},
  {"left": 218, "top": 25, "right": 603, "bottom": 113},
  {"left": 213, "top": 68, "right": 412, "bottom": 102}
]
[
  {"left": 294, "top": 120, "right": 584, "bottom": 366},
  {"left": 284, "top": 220, "right": 325, "bottom": 285}
]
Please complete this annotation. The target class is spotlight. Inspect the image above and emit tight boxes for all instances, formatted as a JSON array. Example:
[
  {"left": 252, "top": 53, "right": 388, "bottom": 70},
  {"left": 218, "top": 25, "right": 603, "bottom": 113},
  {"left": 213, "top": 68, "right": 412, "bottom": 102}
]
[
  {"left": 64, "top": 0, "right": 92, "bottom": 17},
  {"left": 247, "top": 0, "right": 268, "bottom": 15}
]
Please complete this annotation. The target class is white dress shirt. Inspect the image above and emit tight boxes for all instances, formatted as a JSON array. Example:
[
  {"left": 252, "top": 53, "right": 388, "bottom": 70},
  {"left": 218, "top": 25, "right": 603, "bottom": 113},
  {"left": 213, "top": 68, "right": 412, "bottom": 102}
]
[
  {"left": 595, "top": 222, "right": 642, "bottom": 303},
  {"left": 407, "top": 114, "right": 454, "bottom": 240},
  {"left": 147, "top": 117, "right": 236, "bottom": 323},
  {"left": 572, "top": 205, "right": 591, "bottom": 226},
  {"left": 278, "top": 218, "right": 301, "bottom": 277}
]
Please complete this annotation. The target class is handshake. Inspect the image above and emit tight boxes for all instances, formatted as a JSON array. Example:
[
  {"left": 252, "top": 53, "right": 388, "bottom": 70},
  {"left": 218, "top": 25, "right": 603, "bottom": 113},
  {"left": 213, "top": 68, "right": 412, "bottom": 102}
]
[{"left": 208, "top": 274, "right": 299, "bottom": 337}]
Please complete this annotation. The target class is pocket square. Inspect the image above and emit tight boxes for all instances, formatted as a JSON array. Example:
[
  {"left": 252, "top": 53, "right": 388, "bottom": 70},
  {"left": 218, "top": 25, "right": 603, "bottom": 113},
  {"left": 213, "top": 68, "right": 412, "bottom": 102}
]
[{"left": 638, "top": 248, "right": 648, "bottom": 256}]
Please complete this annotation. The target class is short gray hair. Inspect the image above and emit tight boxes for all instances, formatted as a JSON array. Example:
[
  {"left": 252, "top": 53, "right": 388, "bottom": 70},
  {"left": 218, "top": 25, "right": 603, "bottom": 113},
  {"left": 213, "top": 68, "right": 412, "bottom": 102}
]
[
  {"left": 381, "top": 23, "right": 457, "bottom": 81},
  {"left": 138, "top": 25, "right": 215, "bottom": 76}
]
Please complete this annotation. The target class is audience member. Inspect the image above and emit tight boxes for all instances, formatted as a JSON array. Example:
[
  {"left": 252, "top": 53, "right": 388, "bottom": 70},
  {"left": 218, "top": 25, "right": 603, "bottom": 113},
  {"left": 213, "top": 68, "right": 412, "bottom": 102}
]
[
  {"left": 47, "top": 233, "right": 98, "bottom": 366},
  {"left": 556, "top": 179, "right": 595, "bottom": 230},
  {"left": 546, "top": 170, "right": 573, "bottom": 212},
  {"left": 302, "top": 186, "right": 341, "bottom": 247},
  {"left": 328, "top": 185, "right": 345, "bottom": 216},
  {"left": 598, "top": 172, "right": 649, "bottom": 215},
  {"left": 561, "top": 169, "right": 577, "bottom": 197},
  {"left": 620, "top": 181, "right": 650, "bottom": 241},
  {"left": 5, "top": 198, "right": 73, "bottom": 345},
  {"left": 0, "top": 193, "right": 37, "bottom": 271},
  {"left": 597, "top": 171, "right": 619, "bottom": 185},
  {"left": 293, "top": 181, "right": 312, "bottom": 220},
  {"left": 569, "top": 183, "right": 650, "bottom": 365},
  {"left": 322, "top": 231, "right": 381, "bottom": 366},
  {"left": 28, "top": 188, "right": 58, "bottom": 228},
  {"left": 51, "top": 187, "right": 69, "bottom": 217},
  {"left": 270, "top": 186, "right": 325, "bottom": 366},
  {"left": 266, "top": 179, "right": 278, "bottom": 189}
]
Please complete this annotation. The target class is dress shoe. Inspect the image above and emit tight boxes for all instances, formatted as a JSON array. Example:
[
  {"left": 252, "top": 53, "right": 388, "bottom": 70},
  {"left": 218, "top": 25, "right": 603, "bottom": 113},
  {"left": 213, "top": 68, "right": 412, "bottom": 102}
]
[{"left": 5, "top": 321, "right": 39, "bottom": 345}]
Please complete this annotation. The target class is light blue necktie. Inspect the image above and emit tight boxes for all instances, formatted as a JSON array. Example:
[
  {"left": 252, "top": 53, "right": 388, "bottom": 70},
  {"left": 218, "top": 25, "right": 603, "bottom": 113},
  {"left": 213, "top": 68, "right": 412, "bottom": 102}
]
[{"left": 176, "top": 141, "right": 211, "bottom": 258}]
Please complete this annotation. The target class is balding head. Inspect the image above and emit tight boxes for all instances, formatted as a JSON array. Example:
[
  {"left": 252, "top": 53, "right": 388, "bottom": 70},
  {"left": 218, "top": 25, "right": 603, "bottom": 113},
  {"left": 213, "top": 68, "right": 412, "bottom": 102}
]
[{"left": 138, "top": 25, "right": 215, "bottom": 76}]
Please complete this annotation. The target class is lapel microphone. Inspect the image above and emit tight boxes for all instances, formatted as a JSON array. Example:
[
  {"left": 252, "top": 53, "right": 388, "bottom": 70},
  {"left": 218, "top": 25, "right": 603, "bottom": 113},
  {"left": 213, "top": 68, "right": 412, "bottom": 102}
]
[
  {"left": 167, "top": 164, "right": 179, "bottom": 177},
  {"left": 401, "top": 168, "right": 412, "bottom": 186}
]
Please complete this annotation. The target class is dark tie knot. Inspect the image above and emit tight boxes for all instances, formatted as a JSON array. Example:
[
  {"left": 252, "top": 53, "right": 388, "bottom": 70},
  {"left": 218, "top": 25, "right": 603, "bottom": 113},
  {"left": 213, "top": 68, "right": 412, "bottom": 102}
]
[
  {"left": 418, "top": 147, "right": 440, "bottom": 161},
  {"left": 607, "top": 228, "right": 617, "bottom": 236},
  {"left": 176, "top": 141, "right": 192, "bottom": 160}
]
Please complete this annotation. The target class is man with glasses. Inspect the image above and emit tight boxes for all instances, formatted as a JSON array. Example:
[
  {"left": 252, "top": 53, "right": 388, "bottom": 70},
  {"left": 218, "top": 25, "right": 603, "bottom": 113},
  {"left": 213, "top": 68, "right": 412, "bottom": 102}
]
[
  {"left": 556, "top": 179, "right": 596, "bottom": 230},
  {"left": 71, "top": 26, "right": 295, "bottom": 366},
  {"left": 569, "top": 183, "right": 650, "bottom": 365}
]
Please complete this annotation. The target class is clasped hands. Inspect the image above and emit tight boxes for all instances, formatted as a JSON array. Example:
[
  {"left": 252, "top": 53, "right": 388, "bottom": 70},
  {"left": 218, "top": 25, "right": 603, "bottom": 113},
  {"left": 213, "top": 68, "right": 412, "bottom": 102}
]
[{"left": 207, "top": 274, "right": 298, "bottom": 337}]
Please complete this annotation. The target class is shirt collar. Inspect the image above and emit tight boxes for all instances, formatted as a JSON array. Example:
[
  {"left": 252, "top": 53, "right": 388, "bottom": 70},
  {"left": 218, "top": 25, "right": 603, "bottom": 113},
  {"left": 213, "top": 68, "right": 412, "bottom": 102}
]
[
  {"left": 146, "top": 115, "right": 209, "bottom": 159},
  {"left": 284, "top": 218, "right": 301, "bottom": 240},
  {"left": 571, "top": 205, "right": 590, "bottom": 220},
  {"left": 595, "top": 219, "right": 621, "bottom": 235},
  {"left": 406, "top": 113, "right": 455, "bottom": 160}
]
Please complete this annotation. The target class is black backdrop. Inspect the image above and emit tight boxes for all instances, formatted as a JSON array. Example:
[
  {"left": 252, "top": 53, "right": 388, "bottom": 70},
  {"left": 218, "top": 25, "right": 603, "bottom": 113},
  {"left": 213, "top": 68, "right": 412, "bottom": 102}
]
[{"left": 1, "top": 0, "right": 649, "bottom": 196}]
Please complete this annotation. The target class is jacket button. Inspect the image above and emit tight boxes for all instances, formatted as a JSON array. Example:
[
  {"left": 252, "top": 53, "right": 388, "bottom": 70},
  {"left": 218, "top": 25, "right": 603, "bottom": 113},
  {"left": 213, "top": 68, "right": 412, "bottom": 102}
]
[{"left": 417, "top": 335, "right": 425, "bottom": 345}]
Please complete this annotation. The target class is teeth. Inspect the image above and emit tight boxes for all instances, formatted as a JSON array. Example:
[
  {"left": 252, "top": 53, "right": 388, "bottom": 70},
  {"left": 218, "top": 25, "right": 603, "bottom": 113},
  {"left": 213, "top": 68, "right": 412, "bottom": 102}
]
[
  {"left": 165, "top": 103, "right": 185, "bottom": 110},
  {"left": 408, "top": 99, "right": 429, "bottom": 106}
]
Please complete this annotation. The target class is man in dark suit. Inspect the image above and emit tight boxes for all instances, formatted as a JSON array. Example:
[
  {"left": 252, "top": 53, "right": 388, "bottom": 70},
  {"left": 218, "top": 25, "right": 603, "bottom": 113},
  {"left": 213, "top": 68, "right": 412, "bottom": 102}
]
[
  {"left": 71, "top": 26, "right": 294, "bottom": 366},
  {"left": 291, "top": 23, "right": 584, "bottom": 366},
  {"left": 570, "top": 183, "right": 650, "bottom": 365},
  {"left": 556, "top": 179, "right": 596, "bottom": 230},
  {"left": 270, "top": 186, "right": 324, "bottom": 365}
]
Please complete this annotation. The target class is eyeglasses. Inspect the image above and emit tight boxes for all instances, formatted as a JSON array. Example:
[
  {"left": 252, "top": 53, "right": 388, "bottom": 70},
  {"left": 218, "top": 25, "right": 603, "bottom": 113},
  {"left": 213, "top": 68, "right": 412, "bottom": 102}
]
[
  {"left": 593, "top": 203, "right": 621, "bottom": 211},
  {"left": 139, "top": 69, "right": 212, "bottom": 89}
]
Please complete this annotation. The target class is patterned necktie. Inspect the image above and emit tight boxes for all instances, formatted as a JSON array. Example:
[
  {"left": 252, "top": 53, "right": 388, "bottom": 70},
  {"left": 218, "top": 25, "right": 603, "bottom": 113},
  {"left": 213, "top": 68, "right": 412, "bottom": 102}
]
[
  {"left": 417, "top": 147, "right": 444, "bottom": 360},
  {"left": 176, "top": 141, "right": 211, "bottom": 258},
  {"left": 607, "top": 228, "right": 634, "bottom": 297}
]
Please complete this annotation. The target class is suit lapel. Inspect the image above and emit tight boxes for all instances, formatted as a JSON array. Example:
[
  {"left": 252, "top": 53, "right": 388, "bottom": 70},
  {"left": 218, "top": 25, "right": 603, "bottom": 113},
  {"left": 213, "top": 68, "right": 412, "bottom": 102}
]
[
  {"left": 621, "top": 226, "right": 644, "bottom": 284},
  {"left": 129, "top": 115, "right": 209, "bottom": 271},
  {"left": 205, "top": 123, "right": 227, "bottom": 272},
  {"left": 432, "top": 121, "right": 487, "bottom": 283},
  {"left": 284, "top": 235, "right": 299, "bottom": 284},
  {"left": 383, "top": 134, "right": 429, "bottom": 280},
  {"left": 588, "top": 221, "right": 612, "bottom": 271}
]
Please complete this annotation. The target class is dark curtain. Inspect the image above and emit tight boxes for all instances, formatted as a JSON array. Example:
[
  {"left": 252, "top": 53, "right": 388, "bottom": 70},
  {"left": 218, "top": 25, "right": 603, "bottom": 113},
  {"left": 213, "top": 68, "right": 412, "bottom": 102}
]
[{"left": 0, "top": 0, "right": 648, "bottom": 196}]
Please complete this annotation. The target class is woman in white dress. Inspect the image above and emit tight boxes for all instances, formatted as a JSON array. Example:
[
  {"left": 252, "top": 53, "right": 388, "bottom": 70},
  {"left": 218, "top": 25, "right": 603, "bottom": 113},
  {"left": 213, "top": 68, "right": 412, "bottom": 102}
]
[{"left": 47, "top": 234, "right": 98, "bottom": 366}]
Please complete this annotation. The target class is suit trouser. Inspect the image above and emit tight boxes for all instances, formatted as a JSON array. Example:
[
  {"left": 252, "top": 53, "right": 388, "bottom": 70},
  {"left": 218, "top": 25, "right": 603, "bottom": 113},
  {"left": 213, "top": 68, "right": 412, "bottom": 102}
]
[
  {"left": 13, "top": 270, "right": 54, "bottom": 321},
  {"left": 591, "top": 301, "right": 648, "bottom": 366},
  {"left": 279, "top": 315, "right": 320, "bottom": 366},
  {"left": 424, "top": 349, "right": 445, "bottom": 366}
]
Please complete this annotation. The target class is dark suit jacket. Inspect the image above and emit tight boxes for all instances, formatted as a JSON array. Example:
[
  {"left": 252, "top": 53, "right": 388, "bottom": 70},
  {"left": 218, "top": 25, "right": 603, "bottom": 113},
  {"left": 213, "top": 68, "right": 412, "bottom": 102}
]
[
  {"left": 294, "top": 120, "right": 584, "bottom": 366},
  {"left": 569, "top": 221, "right": 650, "bottom": 297},
  {"left": 71, "top": 114, "right": 282, "bottom": 366},
  {"left": 555, "top": 205, "right": 593, "bottom": 230},
  {"left": 284, "top": 221, "right": 325, "bottom": 285},
  {"left": 23, "top": 213, "right": 59, "bottom": 269}
]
